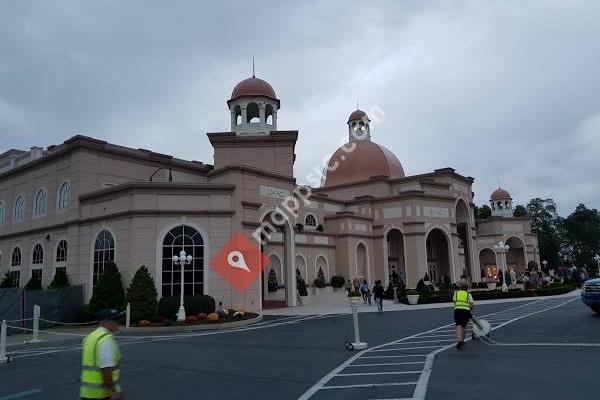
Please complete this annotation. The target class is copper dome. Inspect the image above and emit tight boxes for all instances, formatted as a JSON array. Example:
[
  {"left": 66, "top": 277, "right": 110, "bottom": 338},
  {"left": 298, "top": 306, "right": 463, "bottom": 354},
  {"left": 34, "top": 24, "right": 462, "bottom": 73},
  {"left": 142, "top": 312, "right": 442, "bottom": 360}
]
[
  {"left": 348, "top": 109, "right": 369, "bottom": 123},
  {"left": 491, "top": 187, "right": 512, "bottom": 201},
  {"left": 324, "top": 141, "right": 405, "bottom": 187},
  {"left": 230, "top": 76, "right": 277, "bottom": 100}
]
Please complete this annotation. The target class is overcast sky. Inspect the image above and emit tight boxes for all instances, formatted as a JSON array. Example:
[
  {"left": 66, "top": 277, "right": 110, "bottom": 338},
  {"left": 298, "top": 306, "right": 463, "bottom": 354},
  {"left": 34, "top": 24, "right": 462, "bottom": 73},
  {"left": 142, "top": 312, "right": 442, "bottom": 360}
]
[{"left": 1, "top": 1, "right": 599, "bottom": 216}]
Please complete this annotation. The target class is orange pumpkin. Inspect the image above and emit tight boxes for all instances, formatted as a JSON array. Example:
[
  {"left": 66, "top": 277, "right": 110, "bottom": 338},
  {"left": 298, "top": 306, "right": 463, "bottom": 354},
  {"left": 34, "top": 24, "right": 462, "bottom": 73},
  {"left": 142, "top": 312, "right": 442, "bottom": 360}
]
[
  {"left": 207, "top": 312, "right": 219, "bottom": 322},
  {"left": 197, "top": 312, "right": 208, "bottom": 320},
  {"left": 185, "top": 315, "right": 198, "bottom": 323},
  {"left": 138, "top": 320, "right": 151, "bottom": 327}
]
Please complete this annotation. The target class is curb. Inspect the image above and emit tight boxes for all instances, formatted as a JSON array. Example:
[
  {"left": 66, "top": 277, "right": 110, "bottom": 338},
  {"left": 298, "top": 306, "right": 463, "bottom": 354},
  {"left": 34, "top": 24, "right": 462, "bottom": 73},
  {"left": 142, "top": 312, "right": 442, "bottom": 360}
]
[{"left": 119, "top": 314, "right": 263, "bottom": 335}]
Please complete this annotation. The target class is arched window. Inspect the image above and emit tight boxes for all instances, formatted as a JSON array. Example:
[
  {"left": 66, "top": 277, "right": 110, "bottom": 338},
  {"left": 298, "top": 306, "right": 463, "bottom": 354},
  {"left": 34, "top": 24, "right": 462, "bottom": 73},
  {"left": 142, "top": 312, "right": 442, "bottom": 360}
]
[
  {"left": 0, "top": 200, "right": 5, "bottom": 225},
  {"left": 246, "top": 102, "right": 260, "bottom": 123},
  {"left": 32, "top": 243, "right": 44, "bottom": 281},
  {"left": 304, "top": 214, "right": 317, "bottom": 227},
  {"left": 14, "top": 195, "right": 25, "bottom": 222},
  {"left": 161, "top": 225, "right": 204, "bottom": 297},
  {"left": 93, "top": 230, "right": 115, "bottom": 285},
  {"left": 265, "top": 104, "right": 274, "bottom": 125},
  {"left": 58, "top": 182, "right": 71, "bottom": 210},
  {"left": 55, "top": 240, "right": 68, "bottom": 273},
  {"left": 11, "top": 247, "right": 22, "bottom": 267},
  {"left": 233, "top": 105, "right": 242, "bottom": 126},
  {"left": 34, "top": 189, "right": 47, "bottom": 216}
]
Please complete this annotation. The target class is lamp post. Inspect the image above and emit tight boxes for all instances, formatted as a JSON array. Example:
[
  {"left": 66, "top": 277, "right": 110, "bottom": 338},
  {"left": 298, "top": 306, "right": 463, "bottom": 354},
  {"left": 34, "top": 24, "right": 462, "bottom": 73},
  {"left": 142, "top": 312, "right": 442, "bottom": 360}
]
[
  {"left": 594, "top": 254, "right": 600, "bottom": 278},
  {"left": 494, "top": 241, "right": 510, "bottom": 292},
  {"left": 542, "top": 260, "right": 548, "bottom": 272},
  {"left": 172, "top": 250, "right": 193, "bottom": 321}
]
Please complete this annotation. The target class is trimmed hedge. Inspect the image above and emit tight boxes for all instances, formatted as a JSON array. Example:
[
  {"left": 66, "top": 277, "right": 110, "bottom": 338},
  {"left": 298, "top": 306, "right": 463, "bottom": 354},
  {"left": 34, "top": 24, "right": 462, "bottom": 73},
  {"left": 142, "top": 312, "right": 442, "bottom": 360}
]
[
  {"left": 158, "top": 295, "right": 216, "bottom": 319},
  {"left": 330, "top": 275, "right": 345, "bottom": 288}
]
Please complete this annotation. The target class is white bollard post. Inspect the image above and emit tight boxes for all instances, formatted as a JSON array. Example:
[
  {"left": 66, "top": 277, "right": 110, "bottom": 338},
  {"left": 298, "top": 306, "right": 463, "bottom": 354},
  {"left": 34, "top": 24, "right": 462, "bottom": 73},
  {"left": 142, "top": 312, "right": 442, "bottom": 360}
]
[
  {"left": 1, "top": 320, "right": 8, "bottom": 364},
  {"left": 126, "top": 303, "right": 131, "bottom": 329},
  {"left": 393, "top": 286, "right": 399, "bottom": 304},
  {"left": 349, "top": 299, "right": 367, "bottom": 350},
  {"left": 30, "top": 305, "right": 41, "bottom": 343}
]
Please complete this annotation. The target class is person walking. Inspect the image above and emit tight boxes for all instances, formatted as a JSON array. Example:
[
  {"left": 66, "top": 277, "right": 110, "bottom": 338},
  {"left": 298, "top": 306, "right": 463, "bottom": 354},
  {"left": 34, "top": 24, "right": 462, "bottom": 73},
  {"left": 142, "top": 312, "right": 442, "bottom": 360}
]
[
  {"left": 360, "top": 280, "right": 370, "bottom": 304},
  {"left": 372, "top": 280, "right": 384, "bottom": 312},
  {"left": 345, "top": 279, "right": 352, "bottom": 293},
  {"left": 80, "top": 309, "right": 124, "bottom": 400},
  {"left": 453, "top": 279, "right": 474, "bottom": 350},
  {"left": 352, "top": 276, "right": 361, "bottom": 292}
]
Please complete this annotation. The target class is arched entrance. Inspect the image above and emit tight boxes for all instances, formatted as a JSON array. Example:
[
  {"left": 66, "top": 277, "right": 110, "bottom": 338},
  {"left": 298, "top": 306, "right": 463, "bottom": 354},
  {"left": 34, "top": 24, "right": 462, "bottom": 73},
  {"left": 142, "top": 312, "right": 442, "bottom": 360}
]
[
  {"left": 479, "top": 248, "right": 497, "bottom": 280},
  {"left": 259, "top": 211, "right": 294, "bottom": 308},
  {"left": 425, "top": 229, "right": 451, "bottom": 283},
  {"left": 386, "top": 229, "right": 406, "bottom": 286},
  {"left": 456, "top": 200, "right": 473, "bottom": 280},
  {"left": 505, "top": 236, "right": 527, "bottom": 273},
  {"left": 295, "top": 254, "right": 307, "bottom": 283},
  {"left": 264, "top": 254, "right": 285, "bottom": 302},
  {"left": 315, "top": 255, "right": 328, "bottom": 282}
]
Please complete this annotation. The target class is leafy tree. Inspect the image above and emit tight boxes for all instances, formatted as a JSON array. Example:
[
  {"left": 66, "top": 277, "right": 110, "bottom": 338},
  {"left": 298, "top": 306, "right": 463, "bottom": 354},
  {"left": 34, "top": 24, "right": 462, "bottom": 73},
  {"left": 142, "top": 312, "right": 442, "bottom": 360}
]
[
  {"left": 513, "top": 205, "right": 527, "bottom": 217},
  {"left": 0, "top": 272, "right": 15, "bottom": 288},
  {"left": 48, "top": 269, "right": 70, "bottom": 289},
  {"left": 561, "top": 204, "right": 600, "bottom": 272},
  {"left": 126, "top": 265, "right": 158, "bottom": 323},
  {"left": 24, "top": 275, "right": 42, "bottom": 290},
  {"left": 526, "top": 198, "right": 562, "bottom": 268},
  {"left": 475, "top": 204, "right": 492, "bottom": 220},
  {"left": 89, "top": 262, "right": 125, "bottom": 313}
]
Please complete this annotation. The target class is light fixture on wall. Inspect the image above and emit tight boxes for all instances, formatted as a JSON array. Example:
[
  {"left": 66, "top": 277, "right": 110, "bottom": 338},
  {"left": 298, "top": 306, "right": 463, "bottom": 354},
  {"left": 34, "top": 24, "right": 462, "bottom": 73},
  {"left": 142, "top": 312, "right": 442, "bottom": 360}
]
[{"left": 45, "top": 234, "right": 50, "bottom": 242}]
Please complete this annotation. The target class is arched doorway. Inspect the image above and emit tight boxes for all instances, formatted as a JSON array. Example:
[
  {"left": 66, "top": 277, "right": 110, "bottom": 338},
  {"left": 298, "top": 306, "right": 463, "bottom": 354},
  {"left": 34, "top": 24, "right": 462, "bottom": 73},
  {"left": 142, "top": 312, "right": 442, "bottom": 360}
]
[
  {"left": 264, "top": 254, "right": 284, "bottom": 302},
  {"left": 260, "top": 211, "right": 294, "bottom": 308},
  {"left": 425, "top": 229, "right": 451, "bottom": 283},
  {"left": 479, "top": 248, "right": 497, "bottom": 280},
  {"left": 456, "top": 200, "right": 473, "bottom": 280},
  {"left": 315, "top": 255, "right": 328, "bottom": 282},
  {"left": 505, "top": 237, "right": 527, "bottom": 273},
  {"left": 386, "top": 229, "right": 406, "bottom": 286}
]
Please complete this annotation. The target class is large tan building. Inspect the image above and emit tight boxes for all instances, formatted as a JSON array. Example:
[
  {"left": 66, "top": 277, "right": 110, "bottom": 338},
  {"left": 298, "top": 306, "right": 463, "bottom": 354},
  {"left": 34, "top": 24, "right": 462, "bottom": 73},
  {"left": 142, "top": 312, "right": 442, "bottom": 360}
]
[{"left": 0, "top": 75, "right": 539, "bottom": 311}]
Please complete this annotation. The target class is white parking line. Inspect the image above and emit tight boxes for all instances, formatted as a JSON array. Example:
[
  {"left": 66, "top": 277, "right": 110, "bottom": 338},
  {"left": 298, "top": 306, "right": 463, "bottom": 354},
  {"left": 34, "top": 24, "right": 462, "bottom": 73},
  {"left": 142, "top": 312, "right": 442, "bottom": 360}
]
[
  {"left": 337, "top": 371, "right": 421, "bottom": 377},
  {"left": 348, "top": 362, "right": 425, "bottom": 367},
  {"left": 320, "top": 382, "right": 418, "bottom": 390}
]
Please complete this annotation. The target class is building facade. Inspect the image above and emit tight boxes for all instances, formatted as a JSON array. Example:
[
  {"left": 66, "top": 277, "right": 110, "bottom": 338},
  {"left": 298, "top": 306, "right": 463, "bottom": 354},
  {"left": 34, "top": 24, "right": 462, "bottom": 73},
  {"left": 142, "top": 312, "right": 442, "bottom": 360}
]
[{"left": 0, "top": 74, "right": 538, "bottom": 311}]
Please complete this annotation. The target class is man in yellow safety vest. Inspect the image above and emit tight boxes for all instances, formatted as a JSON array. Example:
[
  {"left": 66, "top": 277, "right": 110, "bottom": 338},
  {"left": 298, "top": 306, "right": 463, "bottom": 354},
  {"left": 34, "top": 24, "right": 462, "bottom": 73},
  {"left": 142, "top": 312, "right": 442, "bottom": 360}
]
[
  {"left": 453, "top": 279, "right": 474, "bottom": 350},
  {"left": 80, "top": 309, "right": 123, "bottom": 400}
]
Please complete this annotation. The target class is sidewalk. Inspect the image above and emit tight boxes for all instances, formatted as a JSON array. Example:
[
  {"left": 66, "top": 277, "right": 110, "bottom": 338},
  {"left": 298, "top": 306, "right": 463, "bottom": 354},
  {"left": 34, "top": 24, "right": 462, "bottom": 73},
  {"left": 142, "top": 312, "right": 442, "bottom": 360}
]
[{"left": 261, "top": 289, "right": 582, "bottom": 316}]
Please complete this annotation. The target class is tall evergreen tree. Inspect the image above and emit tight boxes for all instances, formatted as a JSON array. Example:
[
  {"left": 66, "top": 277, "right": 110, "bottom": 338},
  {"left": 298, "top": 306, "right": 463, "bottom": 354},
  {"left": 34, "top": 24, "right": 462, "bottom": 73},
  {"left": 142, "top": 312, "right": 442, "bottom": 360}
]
[
  {"left": 89, "top": 262, "right": 125, "bottom": 313},
  {"left": 126, "top": 265, "right": 158, "bottom": 323},
  {"left": 561, "top": 204, "right": 600, "bottom": 272},
  {"left": 0, "top": 272, "right": 14, "bottom": 288},
  {"left": 48, "top": 269, "right": 70, "bottom": 289}
]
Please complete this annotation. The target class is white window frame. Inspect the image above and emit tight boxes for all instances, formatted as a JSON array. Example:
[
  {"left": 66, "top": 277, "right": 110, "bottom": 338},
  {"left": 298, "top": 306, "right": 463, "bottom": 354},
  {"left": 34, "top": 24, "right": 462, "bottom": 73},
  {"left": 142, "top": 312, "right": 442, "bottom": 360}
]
[
  {"left": 57, "top": 180, "right": 71, "bottom": 212},
  {"left": 55, "top": 239, "right": 68, "bottom": 272},
  {"left": 13, "top": 194, "right": 25, "bottom": 223},
  {"left": 304, "top": 213, "right": 318, "bottom": 229},
  {"left": 31, "top": 242, "right": 44, "bottom": 280},
  {"left": 33, "top": 187, "right": 48, "bottom": 218}
]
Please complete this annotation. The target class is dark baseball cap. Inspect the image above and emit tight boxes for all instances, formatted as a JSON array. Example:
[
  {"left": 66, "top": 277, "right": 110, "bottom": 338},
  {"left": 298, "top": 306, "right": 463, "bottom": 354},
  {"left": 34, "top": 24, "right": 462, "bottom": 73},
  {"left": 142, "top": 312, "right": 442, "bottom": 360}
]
[{"left": 97, "top": 309, "right": 121, "bottom": 321}]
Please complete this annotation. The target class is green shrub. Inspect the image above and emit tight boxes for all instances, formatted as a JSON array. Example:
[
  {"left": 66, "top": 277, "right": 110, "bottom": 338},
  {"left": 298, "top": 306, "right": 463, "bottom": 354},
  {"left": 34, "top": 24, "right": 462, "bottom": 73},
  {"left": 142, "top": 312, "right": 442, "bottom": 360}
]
[
  {"left": 73, "top": 305, "right": 97, "bottom": 323},
  {"left": 24, "top": 275, "right": 42, "bottom": 290},
  {"left": 48, "top": 269, "right": 70, "bottom": 289},
  {"left": 157, "top": 295, "right": 216, "bottom": 319},
  {"left": 0, "top": 272, "right": 15, "bottom": 288},
  {"left": 314, "top": 267, "right": 327, "bottom": 288},
  {"left": 89, "top": 262, "right": 125, "bottom": 313},
  {"left": 348, "top": 290, "right": 361, "bottom": 297},
  {"left": 383, "top": 283, "right": 395, "bottom": 299},
  {"left": 126, "top": 265, "right": 158, "bottom": 323},
  {"left": 297, "top": 276, "right": 308, "bottom": 296},
  {"left": 330, "top": 275, "right": 345, "bottom": 288}
]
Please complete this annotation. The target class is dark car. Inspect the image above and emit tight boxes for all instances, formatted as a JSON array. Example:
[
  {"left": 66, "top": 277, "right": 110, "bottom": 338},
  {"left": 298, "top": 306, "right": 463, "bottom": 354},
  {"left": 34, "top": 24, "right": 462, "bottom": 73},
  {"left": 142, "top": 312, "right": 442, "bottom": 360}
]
[{"left": 581, "top": 278, "right": 600, "bottom": 314}]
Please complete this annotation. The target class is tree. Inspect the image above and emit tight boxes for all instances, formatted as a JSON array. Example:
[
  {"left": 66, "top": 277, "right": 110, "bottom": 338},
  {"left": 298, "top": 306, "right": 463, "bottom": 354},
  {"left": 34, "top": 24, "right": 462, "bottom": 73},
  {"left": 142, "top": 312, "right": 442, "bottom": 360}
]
[
  {"left": 314, "top": 267, "right": 326, "bottom": 288},
  {"left": 0, "top": 272, "right": 14, "bottom": 288},
  {"left": 561, "top": 204, "right": 600, "bottom": 271},
  {"left": 526, "top": 198, "right": 562, "bottom": 269},
  {"left": 48, "top": 269, "right": 70, "bottom": 289},
  {"left": 267, "top": 269, "right": 278, "bottom": 292},
  {"left": 475, "top": 204, "right": 492, "bottom": 220},
  {"left": 89, "top": 262, "right": 125, "bottom": 313},
  {"left": 24, "top": 275, "right": 42, "bottom": 290},
  {"left": 126, "top": 265, "right": 158, "bottom": 323},
  {"left": 513, "top": 205, "right": 527, "bottom": 217}
]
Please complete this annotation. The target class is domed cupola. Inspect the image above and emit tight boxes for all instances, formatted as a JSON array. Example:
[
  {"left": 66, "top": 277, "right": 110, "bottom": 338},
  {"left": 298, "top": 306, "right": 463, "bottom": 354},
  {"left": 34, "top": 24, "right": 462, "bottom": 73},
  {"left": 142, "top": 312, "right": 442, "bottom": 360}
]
[
  {"left": 323, "top": 109, "right": 405, "bottom": 187},
  {"left": 490, "top": 187, "right": 513, "bottom": 217},
  {"left": 227, "top": 74, "right": 280, "bottom": 135}
]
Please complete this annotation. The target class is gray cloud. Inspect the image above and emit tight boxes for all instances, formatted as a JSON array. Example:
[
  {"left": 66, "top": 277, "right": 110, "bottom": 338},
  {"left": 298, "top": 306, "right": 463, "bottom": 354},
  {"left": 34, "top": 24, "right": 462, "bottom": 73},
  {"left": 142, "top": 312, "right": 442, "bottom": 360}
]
[{"left": 1, "top": 0, "right": 599, "bottom": 215}]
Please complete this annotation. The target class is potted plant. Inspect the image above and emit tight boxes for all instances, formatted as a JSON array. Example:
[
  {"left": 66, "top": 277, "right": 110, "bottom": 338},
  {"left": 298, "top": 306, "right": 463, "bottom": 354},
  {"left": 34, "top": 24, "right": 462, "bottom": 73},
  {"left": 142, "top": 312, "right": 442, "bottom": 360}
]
[
  {"left": 313, "top": 267, "right": 330, "bottom": 294},
  {"left": 295, "top": 223, "right": 304, "bottom": 233},
  {"left": 423, "top": 273, "right": 431, "bottom": 286},
  {"left": 406, "top": 289, "right": 419, "bottom": 305},
  {"left": 330, "top": 275, "right": 345, "bottom": 292},
  {"left": 297, "top": 275, "right": 309, "bottom": 305},
  {"left": 485, "top": 277, "right": 497, "bottom": 290},
  {"left": 347, "top": 290, "right": 362, "bottom": 305},
  {"left": 316, "top": 224, "right": 324, "bottom": 232}
]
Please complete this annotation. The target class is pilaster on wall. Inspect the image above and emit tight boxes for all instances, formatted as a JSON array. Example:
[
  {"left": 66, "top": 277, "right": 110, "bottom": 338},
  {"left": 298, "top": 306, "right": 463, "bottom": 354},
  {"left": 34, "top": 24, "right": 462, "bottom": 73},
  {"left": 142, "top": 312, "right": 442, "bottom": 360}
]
[{"left": 404, "top": 233, "right": 427, "bottom": 288}]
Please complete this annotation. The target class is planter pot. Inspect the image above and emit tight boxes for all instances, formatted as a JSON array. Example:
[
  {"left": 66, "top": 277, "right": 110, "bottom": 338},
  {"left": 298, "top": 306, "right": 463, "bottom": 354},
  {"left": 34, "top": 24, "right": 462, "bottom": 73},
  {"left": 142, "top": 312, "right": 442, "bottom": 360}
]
[
  {"left": 423, "top": 281, "right": 431, "bottom": 286},
  {"left": 311, "top": 287, "right": 317, "bottom": 295},
  {"left": 333, "top": 287, "right": 341, "bottom": 293},
  {"left": 487, "top": 282, "right": 497, "bottom": 290},
  {"left": 407, "top": 294, "right": 419, "bottom": 305},
  {"left": 300, "top": 295, "right": 310, "bottom": 306},
  {"left": 348, "top": 296, "right": 362, "bottom": 305},
  {"left": 316, "top": 286, "right": 333, "bottom": 295}
]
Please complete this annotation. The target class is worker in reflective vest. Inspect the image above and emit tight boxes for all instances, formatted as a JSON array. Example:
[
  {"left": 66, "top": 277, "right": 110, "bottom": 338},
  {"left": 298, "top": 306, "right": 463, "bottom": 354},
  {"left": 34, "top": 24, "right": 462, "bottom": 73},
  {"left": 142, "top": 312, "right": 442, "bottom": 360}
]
[
  {"left": 453, "top": 279, "right": 474, "bottom": 350},
  {"left": 80, "top": 309, "right": 123, "bottom": 400}
]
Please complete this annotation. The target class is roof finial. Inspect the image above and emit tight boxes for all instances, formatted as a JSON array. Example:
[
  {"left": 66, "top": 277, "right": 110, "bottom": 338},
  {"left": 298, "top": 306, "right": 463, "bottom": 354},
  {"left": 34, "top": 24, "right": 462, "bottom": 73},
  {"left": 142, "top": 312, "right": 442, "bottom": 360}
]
[
  {"left": 356, "top": 100, "right": 359, "bottom": 110},
  {"left": 252, "top": 57, "right": 255, "bottom": 78},
  {"left": 497, "top": 178, "right": 501, "bottom": 189}
]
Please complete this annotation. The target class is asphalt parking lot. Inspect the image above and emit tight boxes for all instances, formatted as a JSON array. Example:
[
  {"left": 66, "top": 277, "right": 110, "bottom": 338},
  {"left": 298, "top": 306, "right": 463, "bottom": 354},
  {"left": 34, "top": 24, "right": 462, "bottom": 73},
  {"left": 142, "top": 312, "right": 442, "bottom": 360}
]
[{"left": 0, "top": 296, "right": 596, "bottom": 400}]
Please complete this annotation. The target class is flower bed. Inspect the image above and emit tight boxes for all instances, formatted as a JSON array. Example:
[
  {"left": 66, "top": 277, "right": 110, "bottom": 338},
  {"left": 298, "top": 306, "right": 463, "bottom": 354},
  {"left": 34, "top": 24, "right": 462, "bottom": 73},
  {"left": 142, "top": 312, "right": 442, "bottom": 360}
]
[
  {"left": 135, "top": 309, "right": 259, "bottom": 328},
  {"left": 398, "top": 283, "right": 576, "bottom": 305}
]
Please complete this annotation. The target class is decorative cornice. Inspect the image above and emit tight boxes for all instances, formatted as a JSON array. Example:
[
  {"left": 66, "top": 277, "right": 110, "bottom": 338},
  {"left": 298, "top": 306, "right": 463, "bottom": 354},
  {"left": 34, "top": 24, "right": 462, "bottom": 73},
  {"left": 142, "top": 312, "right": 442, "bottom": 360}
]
[{"left": 79, "top": 182, "right": 235, "bottom": 202}]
